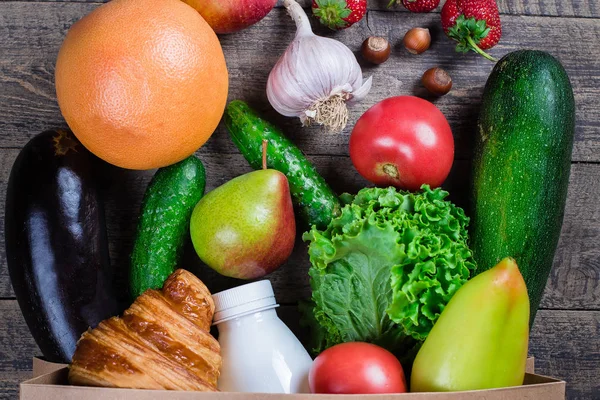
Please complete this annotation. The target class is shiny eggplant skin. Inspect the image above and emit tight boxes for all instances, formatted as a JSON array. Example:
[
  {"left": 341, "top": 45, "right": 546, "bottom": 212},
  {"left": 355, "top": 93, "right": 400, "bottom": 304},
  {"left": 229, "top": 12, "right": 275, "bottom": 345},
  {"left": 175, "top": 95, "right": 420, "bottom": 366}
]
[{"left": 4, "top": 129, "right": 119, "bottom": 363}]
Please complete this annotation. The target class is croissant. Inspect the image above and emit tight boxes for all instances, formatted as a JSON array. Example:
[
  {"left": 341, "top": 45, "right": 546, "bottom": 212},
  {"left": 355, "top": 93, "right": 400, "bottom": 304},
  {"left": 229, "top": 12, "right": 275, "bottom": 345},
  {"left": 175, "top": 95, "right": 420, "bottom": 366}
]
[{"left": 69, "top": 269, "right": 221, "bottom": 391}]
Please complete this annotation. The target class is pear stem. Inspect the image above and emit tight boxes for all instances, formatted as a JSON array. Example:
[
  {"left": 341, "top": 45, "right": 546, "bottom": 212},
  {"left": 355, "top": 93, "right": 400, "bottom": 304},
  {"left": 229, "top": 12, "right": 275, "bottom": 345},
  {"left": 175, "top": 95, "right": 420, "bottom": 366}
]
[{"left": 262, "top": 139, "right": 268, "bottom": 170}]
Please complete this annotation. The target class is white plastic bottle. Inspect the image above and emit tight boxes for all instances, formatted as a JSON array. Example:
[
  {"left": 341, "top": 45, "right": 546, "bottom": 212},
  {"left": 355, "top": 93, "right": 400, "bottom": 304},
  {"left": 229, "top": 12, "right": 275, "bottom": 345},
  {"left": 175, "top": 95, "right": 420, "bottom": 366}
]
[{"left": 212, "top": 280, "right": 313, "bottom": 393}]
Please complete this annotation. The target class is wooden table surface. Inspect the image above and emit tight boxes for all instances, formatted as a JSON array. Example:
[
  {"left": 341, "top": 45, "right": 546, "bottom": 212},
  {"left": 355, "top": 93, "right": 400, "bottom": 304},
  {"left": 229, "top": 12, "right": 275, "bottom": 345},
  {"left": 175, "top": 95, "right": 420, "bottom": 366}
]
[{"left": 1, "top": 0, "right": 599, "bottom": 399}]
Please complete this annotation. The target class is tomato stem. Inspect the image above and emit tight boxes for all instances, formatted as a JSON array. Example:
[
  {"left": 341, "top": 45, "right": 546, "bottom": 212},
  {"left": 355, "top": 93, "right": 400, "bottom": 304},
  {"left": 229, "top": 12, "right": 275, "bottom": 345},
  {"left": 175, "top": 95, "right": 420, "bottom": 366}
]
[{"left": 383, "top": 163, "right": 399, "bottom": 179}]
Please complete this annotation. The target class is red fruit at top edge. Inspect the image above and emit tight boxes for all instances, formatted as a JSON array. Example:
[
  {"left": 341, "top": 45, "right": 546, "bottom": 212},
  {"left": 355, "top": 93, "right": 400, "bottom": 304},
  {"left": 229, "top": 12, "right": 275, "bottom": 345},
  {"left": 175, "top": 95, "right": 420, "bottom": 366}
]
[
  {"left": 183, "top": 0, "right": 278, "bottom": 33},
  {"left": 441, "top": 0, "right": 501, "bottom": 50},
  {"left": 401, "top": 0, "right": 440, "bottom": 13},
  {"left": 312, "top": 0, "right": 367, "bottom": 30}
]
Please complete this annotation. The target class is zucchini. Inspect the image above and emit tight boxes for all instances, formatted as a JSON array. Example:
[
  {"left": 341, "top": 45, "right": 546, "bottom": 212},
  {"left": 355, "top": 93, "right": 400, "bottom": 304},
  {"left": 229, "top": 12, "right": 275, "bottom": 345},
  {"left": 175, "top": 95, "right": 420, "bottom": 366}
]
[
  {"left": 225, "top": 100, "right": 340, "bottom": 229},
  {"left": 470, "top": 50, "right": 575, "bottom": 322},
  {"left": 130, "top": 156, "right": 206, "bottom": 298},
  {"left": 5, "top": 129, "right": 119, "bottom": 363}
]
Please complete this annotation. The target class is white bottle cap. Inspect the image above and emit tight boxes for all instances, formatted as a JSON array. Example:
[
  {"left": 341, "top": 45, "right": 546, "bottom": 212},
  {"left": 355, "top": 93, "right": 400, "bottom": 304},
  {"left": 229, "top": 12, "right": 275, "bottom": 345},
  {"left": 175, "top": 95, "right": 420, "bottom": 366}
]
[{"left": 212, "top": 280, "right": 278, "bottom": 325}]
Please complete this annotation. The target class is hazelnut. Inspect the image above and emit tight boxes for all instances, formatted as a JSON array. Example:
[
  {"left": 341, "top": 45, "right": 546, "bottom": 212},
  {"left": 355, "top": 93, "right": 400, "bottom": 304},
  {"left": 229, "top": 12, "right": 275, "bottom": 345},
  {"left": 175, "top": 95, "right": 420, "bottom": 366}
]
[
  {"left": 403, "top": 28, "right": 431, "bottom": 55},
  {"left": 361, "top": 36, "right": 391, "bottom": 64},
  {"left": 422, "top": 67, "right": 452, "bottom": 96}
]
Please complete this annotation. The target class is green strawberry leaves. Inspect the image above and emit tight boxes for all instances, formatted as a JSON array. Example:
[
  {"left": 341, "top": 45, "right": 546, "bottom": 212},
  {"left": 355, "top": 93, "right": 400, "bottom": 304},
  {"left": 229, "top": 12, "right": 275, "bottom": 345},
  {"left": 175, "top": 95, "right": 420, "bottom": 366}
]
[
  {"left": 313, "top": 0, "right": 352, "bottom": 29},
  {"left": 447, "top": 15, "right": 496, "bottom": 61}
]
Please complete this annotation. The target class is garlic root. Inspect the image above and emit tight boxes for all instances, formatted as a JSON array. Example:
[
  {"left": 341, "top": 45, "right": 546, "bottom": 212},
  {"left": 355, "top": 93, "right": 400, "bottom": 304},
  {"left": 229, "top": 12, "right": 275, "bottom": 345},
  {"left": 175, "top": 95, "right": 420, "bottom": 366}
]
[{"left": 305, "top": 94, "right": 349, "bottom": 133}]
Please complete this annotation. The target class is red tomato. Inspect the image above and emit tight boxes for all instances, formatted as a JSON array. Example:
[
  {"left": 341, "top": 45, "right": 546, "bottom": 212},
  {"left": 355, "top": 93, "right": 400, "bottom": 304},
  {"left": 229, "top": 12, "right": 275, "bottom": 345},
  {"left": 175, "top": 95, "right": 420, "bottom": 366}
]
[
  {"left": 349, "top": 96, "right": 454, "bottom": 191},
  {"left": 309, "top": 342, "right": 407, "bottom": 394}
]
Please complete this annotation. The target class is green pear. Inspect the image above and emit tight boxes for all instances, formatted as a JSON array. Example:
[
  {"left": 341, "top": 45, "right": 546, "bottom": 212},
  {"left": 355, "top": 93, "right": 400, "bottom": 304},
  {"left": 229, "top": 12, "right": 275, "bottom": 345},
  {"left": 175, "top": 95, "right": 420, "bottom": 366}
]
[
  {"left": 190, "top": 169, "right": 296, "bottom": 279},
  {"left": 411, "top": 257, "right": 530, "bottom": 392}
]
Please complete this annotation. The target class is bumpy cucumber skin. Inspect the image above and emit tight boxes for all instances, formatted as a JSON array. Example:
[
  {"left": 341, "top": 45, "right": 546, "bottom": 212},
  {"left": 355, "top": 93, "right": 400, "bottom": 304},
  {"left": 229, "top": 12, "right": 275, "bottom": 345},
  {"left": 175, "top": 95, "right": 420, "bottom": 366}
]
[
  {"left": 130, "top": 156, "right": 206, "bottom": 298},
  {"left": 225, "top": 100, "right": 341, "bottom": 230},
  {"left": 470, "top": 50, "right": 575, "bottom": 323}
]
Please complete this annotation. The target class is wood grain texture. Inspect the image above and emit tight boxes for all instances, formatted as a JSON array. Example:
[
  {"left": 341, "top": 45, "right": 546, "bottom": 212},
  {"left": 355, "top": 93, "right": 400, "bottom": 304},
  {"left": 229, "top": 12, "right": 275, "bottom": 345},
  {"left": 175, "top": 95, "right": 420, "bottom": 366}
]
[
  {"left": 320, "top": 0, "right": 600, "bottom": 18},
  {"left": 0, "top": 300, "right": 597, "bottom": 399},
  {"left": 529, "top": 309, "right": 600, "bottom": 400},
  {"left": 0, "top": 302, "right": 38, "bottom": 400},
  {"left": 0, "top": 1, "right": 599, "bottom": 399},
  {"left": 0, "top": 5, "right": 599, "bottom": 161},
  {"left": 1, "top": 147, "right": 599, "bottom": 310},
  {"left": 5, "top": 0, "right": 599, "bottom": 18},
  {"left": 0, "top": 372, "right": 31, "bottom": 400}
]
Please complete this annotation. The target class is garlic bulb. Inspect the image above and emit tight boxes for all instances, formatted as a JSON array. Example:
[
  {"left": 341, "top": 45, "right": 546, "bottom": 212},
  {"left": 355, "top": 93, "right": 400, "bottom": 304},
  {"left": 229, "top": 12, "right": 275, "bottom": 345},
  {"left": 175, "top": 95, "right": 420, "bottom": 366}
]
[{"left": 267, "top": 0, "right": 372, "bottom": 132}]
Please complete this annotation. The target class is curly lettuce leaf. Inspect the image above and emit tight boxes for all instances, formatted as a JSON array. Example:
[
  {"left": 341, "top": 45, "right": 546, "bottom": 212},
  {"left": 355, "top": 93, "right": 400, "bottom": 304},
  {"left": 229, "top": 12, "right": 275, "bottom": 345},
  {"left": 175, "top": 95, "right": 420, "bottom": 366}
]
[
  {"left": 303, "top": 215, "right": 415, "bottom": 355},
  {"left": 302, "top": 185, "right": 476, "bottom": 355}
]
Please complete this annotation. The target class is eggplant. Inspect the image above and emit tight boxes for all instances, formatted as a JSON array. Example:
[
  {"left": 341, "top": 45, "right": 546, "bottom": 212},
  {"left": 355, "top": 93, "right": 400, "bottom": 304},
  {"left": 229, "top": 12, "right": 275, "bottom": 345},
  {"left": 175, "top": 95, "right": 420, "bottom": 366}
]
[{"left": 4, "top": 129, "right": 119, "bottom": 363}]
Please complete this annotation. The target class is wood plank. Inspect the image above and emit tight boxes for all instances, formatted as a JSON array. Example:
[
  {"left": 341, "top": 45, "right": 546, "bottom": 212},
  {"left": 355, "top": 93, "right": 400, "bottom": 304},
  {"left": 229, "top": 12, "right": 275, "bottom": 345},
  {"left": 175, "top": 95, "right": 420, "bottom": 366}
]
[
  {"left": 543, "top": 163, "right": 600, "bottom": 310},
  {"left": 0, "top": 300, "right": 597, "bottom": 399},
  {"left": 529, "top": 310, "right": 600, "bottom": 400},
  {"left": 0, "top": 304, "right": 38, "bottom": 371},
  {"left": 6, "top": 0, "right": 600, "bottom": 18},
  {"left": 0, "top": 371, "right": 31, "bottom": 400},
  {"left": 0, "top": 301, "right": 38, "bottom": 400},
  {"left": 1, "top": 4, "right": 600, "bottom": 161},
  {"left": 496, "top": 0, "right": 600, "bottom": 17},
  {"left": 1, "top": 147, "right": 599, "bottom": 310},
  {"left": 328, "top": 0, "right": 600, "bottom": 17}
]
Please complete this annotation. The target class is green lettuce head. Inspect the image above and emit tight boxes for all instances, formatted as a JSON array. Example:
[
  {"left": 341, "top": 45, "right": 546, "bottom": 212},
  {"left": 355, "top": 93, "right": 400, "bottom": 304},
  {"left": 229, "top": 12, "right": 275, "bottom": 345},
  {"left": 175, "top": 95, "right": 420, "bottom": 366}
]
[{"left": 302, "top": 185, "right": 476, "bottom": 357}]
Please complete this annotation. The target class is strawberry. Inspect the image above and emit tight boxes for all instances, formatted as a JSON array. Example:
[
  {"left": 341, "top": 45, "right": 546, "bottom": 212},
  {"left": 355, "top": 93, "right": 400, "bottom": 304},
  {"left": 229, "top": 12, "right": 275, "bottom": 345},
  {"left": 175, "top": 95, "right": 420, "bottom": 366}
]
[
  {"left": 312, "top": 0, "right": 367, "bottom": 30},
  {"left": 441, "top": 0, "right": 502, "bottom": 61},
  {"left": 397, "top": 0, "right": 440, "bottom": 13}
]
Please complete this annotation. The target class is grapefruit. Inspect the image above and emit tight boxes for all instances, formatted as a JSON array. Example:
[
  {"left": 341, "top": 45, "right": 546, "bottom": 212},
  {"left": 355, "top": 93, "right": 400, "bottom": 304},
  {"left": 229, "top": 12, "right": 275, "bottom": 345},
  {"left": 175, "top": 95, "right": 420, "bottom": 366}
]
[{"left": 55, "top": 0, "right": 228, "bottom": 170}]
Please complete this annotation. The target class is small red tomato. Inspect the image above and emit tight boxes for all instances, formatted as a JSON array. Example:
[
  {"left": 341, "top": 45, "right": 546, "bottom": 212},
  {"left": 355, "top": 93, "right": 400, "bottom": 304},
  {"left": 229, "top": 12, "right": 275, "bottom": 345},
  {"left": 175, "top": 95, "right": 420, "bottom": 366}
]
[
  {"left": 349, "top": 96, "right": 454, "bottom": 191},
  {"left": 309, "top": 342, "right": 407, "bottom": 394}
]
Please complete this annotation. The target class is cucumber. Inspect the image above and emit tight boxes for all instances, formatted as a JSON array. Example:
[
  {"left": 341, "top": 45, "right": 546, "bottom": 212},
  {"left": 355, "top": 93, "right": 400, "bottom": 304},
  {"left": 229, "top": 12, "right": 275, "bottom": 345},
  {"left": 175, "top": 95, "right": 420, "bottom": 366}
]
[
  {"left": 225, "top": 100, "right": 341, "bottom": 230},
  {"left": 470, "top": 50, "right": 575, "bottom": 323},
  {"left": 130, "top": 155, "right": 206, "bottom": 298}
]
